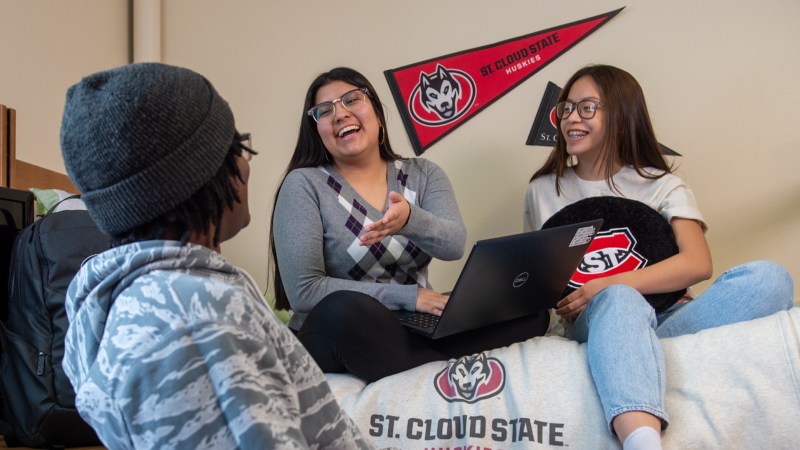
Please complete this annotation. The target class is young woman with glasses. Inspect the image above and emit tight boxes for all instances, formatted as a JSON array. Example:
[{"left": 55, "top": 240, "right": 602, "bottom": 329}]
[
  {"left": 524, "top": 64, "right": 793, "bottom": 450},
  {"left": 270, "top": 67, "right": 549, "bottom": 381}
]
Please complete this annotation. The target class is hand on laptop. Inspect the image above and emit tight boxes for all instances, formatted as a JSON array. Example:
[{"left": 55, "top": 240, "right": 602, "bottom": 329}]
[
  {"left": 360, "top": 192, "right": 410, "bottom": 246},
  {"left": 416, "top": 288, "right": 448, "bottom": 316}
]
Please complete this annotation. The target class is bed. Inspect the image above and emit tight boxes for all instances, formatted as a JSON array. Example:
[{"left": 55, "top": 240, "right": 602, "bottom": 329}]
[{"left": 325, "top": 307, "right": 800, "bottom": 449}]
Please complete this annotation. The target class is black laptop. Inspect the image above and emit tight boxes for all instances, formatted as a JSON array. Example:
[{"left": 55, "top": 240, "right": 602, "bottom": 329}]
[{"left": 393, "top": 219, "right": 603, "bottom": 339}]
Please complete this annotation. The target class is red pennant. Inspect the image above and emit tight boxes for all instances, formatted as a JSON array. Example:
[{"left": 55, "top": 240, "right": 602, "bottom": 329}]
[{"left": 385, "top": 8, "right": 624, "bottom": 155}]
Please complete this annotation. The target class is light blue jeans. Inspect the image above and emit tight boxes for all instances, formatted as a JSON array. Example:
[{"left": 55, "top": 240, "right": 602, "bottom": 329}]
[{"left": 565, "top": 261, "right": 794, "bottom": 432}]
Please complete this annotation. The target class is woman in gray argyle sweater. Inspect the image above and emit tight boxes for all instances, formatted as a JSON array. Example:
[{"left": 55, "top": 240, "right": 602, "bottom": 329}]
[{"left": 270, "top": 68, "right": 549, "bottom": 381}]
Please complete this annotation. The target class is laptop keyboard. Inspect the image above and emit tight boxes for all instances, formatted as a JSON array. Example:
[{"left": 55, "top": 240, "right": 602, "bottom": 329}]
[{"left": 397, "top": 312, "right": 440, "bottom": 329}]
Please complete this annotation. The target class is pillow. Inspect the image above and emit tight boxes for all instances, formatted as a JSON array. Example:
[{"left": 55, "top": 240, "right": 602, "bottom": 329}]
[
  {"left": 542, "top": 197, "right": 685, "bottom": 313},
  {"left": 30, "top": 188, "right": 87, "bottom": 216}
]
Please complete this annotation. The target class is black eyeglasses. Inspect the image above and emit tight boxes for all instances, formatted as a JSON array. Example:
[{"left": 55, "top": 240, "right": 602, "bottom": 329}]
[
  {"left": 239, "top": 133, "right": 254, "bottom": 161},
  {"left": 307, "top": 88, "right": 370, "bottom": 124},
  {"left": 555, "top": 101, "right": 604, "bottom": 120}
]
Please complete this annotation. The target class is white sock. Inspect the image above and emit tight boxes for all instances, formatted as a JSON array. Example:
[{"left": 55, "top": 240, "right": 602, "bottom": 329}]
[{"left": 623, "top": 426, "right": 662, "bottom": 450}]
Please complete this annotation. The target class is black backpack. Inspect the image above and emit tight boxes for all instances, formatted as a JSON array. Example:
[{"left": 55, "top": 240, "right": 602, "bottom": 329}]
[{"left": 0, "top": 199, "right": 108, "bottom": 448}]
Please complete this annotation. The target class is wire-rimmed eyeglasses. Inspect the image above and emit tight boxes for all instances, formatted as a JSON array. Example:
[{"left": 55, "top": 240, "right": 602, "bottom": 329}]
[
  {"left": 307, "top": 88, "right": 370, "bottom": 124},
  {"left": 555, "top": 100, "right": 604, "bottom": 120}
]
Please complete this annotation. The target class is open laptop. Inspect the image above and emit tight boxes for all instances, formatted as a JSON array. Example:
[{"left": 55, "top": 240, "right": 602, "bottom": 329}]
[{"left": 393, "top": 219, "right": 603, "bottom": 339}]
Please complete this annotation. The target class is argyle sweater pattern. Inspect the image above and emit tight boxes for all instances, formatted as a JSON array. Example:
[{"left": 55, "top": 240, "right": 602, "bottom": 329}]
[{"left": 274, "top": 158, "right": 467, "bottom": 330}]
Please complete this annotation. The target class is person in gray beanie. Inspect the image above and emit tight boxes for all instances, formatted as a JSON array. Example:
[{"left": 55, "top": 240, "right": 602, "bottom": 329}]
[
  {"left": 60, "top": 63, "right": 378, "bottom": 450},
  {"left": 61, "top": 62, "right": 244, "bottom": 247}
]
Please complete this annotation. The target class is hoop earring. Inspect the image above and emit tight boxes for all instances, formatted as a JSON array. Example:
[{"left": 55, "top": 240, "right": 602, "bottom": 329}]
[{"left": 379, "top": 123, "right": 386, "bottom": 146}]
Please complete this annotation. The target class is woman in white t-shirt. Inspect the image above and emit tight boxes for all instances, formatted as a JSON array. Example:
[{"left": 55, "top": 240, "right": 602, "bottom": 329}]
[{"left": 524, "top": 64, "right": 794, "bottom": 450}]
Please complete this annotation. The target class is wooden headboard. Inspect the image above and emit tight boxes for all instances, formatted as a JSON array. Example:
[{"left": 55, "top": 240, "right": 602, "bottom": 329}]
[{"left": 1, "top": 104, "right": 79, "bottom": 193}]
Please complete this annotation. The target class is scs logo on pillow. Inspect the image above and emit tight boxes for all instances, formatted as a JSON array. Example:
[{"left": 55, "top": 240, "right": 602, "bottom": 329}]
[{"left": 568, "top": 227, "right": 647, "bottom": 289}]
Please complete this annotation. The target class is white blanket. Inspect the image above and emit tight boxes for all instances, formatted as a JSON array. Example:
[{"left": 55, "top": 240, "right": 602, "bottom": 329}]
[{"left": 326, "top": 307, "right": 800, "bottom": 449}]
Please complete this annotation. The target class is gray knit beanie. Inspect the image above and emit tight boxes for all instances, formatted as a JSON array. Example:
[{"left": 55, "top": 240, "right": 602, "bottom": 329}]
[{"left": 60, "top": 62, "right": 235, "bottom": 236}]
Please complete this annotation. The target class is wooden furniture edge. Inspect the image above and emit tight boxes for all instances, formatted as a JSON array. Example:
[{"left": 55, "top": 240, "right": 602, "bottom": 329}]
[
  {"left": 8, "top": 108, "right": 15, "bottom": 190},
  {"left": 1, "top": 105, "right": 8, "bottom": 187},
  {"left": 10, "top": 160, "right": 79, "bottom": 193},
  {"left": 1, "top": 103, "right": 78, "bottom": 193}
]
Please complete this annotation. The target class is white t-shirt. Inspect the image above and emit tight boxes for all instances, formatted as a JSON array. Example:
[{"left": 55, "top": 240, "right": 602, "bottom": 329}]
[
  {"left": 523, "top": 165, "right": 707, "bottom": 233},
  {"left": 524, "top": 165, "right": 707, "bottom": 336}
]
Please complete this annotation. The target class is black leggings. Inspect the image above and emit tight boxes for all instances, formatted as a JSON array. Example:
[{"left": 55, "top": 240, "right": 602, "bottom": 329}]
[{"left": 296, "top": 290, "right": 549, "bottom": 382}]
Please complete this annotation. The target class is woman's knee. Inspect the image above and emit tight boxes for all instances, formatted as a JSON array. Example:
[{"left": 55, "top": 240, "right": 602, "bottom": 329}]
[
  {"left": 307, "top": 290, "right": 378, "bottom": 320},
  {"left": 297, "top": 292, "right": 388, "bottom": 372},
  {"left": 730, "top": 261, "right": 794, "bottom": 309},
  {"left": 300, "top": 290, "right": 398, "bottom": 337},
  {"left": 584, "top": 284, "right": 653, "bottom": 324}
]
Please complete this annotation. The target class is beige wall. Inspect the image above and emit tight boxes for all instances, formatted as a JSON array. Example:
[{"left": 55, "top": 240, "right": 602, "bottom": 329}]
[
  {"left": 0, "top": 0, "right": 129, "bottom": 174},
  {"left": 2, "top": 0, "right": 798, "bottom": 302},
  {"left": 162, "top": 0, "right": 799, "bottom": 302}
]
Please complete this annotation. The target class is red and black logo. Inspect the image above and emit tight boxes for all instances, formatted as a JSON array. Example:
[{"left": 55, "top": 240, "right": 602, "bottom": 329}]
[
  {"left": 434, "top": 353, "right": 505, "bottom": 403},
  {"left": 409, "top": 64, "right": 477, "bottom": 127},
  {"left": 568, "top": 227, "right": 647, "bottom": 288},
  {"left": 385, "top": 8, "right": 625, "bottom": 155}
]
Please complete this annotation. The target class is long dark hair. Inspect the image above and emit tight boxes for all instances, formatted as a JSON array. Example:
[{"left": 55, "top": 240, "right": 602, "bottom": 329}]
[
  {"left": 531, "top": 65, "right": 673, "bottom": 194},
  {"left": 269, "top": 67, "right": 404, "bottom": 311}
]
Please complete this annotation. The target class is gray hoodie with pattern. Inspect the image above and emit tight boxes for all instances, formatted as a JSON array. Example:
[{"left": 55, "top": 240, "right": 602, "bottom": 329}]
[{"left": 63, "top": 241, "right": 377, "bottom": 450}]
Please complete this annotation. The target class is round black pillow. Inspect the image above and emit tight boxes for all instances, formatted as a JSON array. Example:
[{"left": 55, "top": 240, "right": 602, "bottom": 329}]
[{"left": 542, "top": 196, "right": 686, "bottom": 313}]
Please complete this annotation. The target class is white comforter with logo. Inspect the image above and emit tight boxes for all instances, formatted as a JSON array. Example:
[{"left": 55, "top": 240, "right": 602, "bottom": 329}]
[{"left": 326, "top": 307, "right": 800, "bottom": 449}]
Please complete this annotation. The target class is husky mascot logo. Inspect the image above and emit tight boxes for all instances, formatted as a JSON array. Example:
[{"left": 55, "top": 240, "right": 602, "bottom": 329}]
[
  {"left": 434, "top": 353, "right": 505, "bottom": 403},
  {"left": 421, "top": 65, "right": 461, "bottom": 119},
  {"left": 568, "top": 227, "right": 647, "bottom": 288},
  {"left": 409, "top": 64, "right": 477, "bottom": 127}
]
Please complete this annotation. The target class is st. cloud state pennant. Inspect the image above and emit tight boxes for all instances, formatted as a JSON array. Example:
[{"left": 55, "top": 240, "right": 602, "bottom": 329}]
[
  {"left": 526, "top": 81, "right": 682, "bottom": 156},
  {"left": 384, "top": 8, "right": 624, "bottom": 156},
  {"left": 526, "top": 81, "right": 563, "bottom": 147}
]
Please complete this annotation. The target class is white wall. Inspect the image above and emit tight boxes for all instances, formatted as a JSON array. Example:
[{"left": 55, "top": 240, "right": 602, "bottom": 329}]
[
  {"left": 2, "top": 0, "right": 797, "bottom": 303},
  {"left": 161, "top": 0, "right": 800, "bottom": 302},
  {"left": 0, "top": 0, "right": 129, "bottom": 173}
]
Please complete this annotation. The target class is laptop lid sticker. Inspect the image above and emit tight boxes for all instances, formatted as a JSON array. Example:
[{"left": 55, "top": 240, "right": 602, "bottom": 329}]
[{"left": 569, "top": 225, "right": 596, "bottom": 247}]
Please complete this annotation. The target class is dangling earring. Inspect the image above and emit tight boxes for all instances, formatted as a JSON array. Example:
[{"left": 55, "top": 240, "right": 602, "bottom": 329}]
[
  {"left": 379, "top": 123, "right": 386, "bottom": 146},
  {"left": 324, "top": 151, "right": 331, "bottom": 164}
]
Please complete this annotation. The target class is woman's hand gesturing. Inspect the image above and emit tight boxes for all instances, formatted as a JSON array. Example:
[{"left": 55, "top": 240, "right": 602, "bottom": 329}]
[{"left": 360, "top": 191, "right": 410, "bottom": 246}]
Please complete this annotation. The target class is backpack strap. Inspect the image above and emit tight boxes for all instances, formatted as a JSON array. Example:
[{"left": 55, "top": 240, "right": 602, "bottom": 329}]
[{"left": 45, "top": 195, "right": 82, "bottom": 216}]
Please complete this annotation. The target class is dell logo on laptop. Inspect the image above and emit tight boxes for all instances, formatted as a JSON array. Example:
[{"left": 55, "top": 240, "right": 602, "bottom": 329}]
[{"left": 513, "top": 272, "right": 529, "bottom": 288}]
